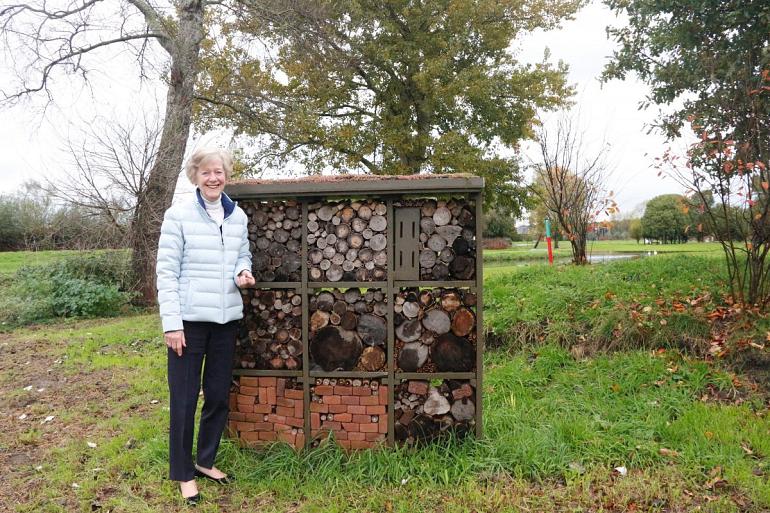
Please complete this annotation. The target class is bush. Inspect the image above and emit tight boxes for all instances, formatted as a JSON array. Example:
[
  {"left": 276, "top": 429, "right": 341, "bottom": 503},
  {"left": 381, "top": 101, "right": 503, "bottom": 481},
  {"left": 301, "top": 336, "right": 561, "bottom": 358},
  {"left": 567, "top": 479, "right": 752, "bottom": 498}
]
[{"left": 0, "top": 251, "right": 135, "bottom": 326}]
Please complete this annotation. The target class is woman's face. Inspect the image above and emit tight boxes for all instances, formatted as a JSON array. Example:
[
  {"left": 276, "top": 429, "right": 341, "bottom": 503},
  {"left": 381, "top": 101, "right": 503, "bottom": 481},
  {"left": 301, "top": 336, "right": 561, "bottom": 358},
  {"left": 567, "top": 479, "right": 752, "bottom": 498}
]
[{"left": 195, "top": 157, "right": 227, "bottom": 201}]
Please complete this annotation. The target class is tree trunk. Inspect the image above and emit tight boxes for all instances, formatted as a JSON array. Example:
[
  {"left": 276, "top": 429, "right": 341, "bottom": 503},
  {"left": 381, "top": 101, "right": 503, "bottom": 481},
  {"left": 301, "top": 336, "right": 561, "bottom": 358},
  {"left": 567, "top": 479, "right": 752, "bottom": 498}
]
[{"left": 130, "top": 0, "right": 205, "bottom": 305}]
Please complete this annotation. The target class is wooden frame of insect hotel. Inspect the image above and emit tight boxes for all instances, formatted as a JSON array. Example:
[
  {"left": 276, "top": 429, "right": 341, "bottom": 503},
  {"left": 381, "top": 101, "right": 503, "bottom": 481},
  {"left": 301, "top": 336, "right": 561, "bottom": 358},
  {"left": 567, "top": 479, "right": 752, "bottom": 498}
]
[{"left": 225, "top": 174, "right": 484, "bottom": 450}]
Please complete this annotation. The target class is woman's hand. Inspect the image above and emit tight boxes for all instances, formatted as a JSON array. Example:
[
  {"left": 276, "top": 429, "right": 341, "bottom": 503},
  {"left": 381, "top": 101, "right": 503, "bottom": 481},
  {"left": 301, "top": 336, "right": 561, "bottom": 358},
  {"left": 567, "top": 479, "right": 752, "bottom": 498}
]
[
  {"left": 165, "top": 330, "right": 186, "bottom": 356},
  {"left": 236, "top": 270, "right": 256, "bottom": 288}
]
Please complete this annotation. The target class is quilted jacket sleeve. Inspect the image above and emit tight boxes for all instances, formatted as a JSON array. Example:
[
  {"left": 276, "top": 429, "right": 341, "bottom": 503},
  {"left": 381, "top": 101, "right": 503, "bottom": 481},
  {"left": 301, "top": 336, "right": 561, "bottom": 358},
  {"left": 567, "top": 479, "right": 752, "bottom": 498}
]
[
  {"left": 156, "top": 207, "right": 185, "bottom": 332},
  {"left": 233, "top": 209, "right": 252, "bottom": 281}
]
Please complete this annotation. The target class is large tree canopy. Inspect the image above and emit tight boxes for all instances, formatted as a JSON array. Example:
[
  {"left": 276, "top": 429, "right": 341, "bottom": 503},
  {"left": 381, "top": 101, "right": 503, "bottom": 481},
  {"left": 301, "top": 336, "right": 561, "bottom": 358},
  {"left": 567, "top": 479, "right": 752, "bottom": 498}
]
[
  {"left": 196, "top": 0, "right": 582, "bottom": 213},
  {"left": 641, "top": 194, "right": 689, "bottom": 244}
]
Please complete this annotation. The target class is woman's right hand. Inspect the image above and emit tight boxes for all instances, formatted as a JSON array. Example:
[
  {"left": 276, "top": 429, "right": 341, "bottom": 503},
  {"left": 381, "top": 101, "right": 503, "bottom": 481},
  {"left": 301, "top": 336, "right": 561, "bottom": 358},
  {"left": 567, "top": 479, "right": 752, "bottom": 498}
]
[{"left": 165, "top": 330, "right": 186, "bottom": 356}]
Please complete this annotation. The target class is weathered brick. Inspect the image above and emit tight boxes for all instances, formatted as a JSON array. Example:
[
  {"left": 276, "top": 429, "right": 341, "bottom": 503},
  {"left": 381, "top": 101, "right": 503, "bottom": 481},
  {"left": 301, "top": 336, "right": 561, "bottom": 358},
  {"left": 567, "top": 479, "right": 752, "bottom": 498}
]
[
  {"left": 322, "top": 395, "right": 341, "bottom": 405},
  {"left": 229, "top": 394, "right": 237, "bottom": 410},
  {"left": 341, "top": 395, "right": 359, "bottom": 405},
  {"left": 366, "top": 405, "right": 386, "bottom": 415},
  {"left": 342, "top": 422, "right": 359, "bottom": 432},
  {"left": 333, "top": 412, "right": 352, "bottom": 423},
  {"left": 237, "top": 394, "right": 254, "bottom": 405},
  {"left": 273, "top": 423, "right": 292, "bottom": 432},
  {"left": 267, "top": 387, "right": 277, "bottom": 405},
  {"left": 259, "top": 377, "right": 277, "bottom": 387},
  {"left": 229, "top": 412, "right": 247, "bottom": 422},
  {"left": 352, "top": 386, "right": 371, "bottom": 396},
  {"left": 239, "top": 431, "right": 260, "bottom": 442},
  {"left": 360, "top": 423, "right": 378, "bottom": 433},
  {"left": 310, "top": 402, "right": 328, "bottom": 413},
  {"left": 452, "top": 383, "right": 474, "bottom": 400},
  {"left": 359, "top": 395, "right": 379, "bottom": 406},
  {"left": 236, "top": 421, "right": 255, "bottom": 432},
  {"left": 258, "top": 431, "right": 277, "bottom": 441},
  {"left": 407, "top": 380, "right": 430, "bottom": 396},
  {"left": 294, "top": 401, "right": 303, "bottom": 418},
  {"left": 276, "top": 378, "right": 286, "bottom": 397},
  {"left": 321, "top": 421, "right": 342, "bottom": 430},
  {"left": 253, "top": 422, "right": 274, "bottom": 431},
  {"left": 253, "top": 403, "right": 273, "bottom": 414},
  {"left": 237, "top": 403, "right": 254, "bottom": 413},
  {"left": 339, "top": 440, "right": 352, "bottom": 449},
  {"left": 239, "top": 376, "right": 260, "bottom": 387},
  {"left": 285, "top": 389, "right": 304, "bottom": 400},
  {"left": 287, "top": 416, "right": 304, "bottom": 429},
  {"left": 239, "top": 385, "right": 260, "bottom": 396},
  {"left": 352, "top": 414, "right": 371, "bottom": 424},
  {"left": 329, "top": 404, "right": 347, "bottom": 414},
  {"left": 334, "top": 386, "right": 352, "bottom": 395},
  {"left": 278, "top": 431, "right": 296, "bottom": 445},
  {"left": 349, "top": 440, "right": 372, "bottom": 450},
  {"left": 258, "top": 387, "right": 268, "bottom": 405},
  {"left": 365, "top": 432, "right": 386, "bottom": 442},
  {"left": 314, "top": 385, "right": 334, "bottom": 395},
  {"left": 276, "top": 406, "right": 295, "bottom": 417},
  {"left": 244, "top": 412, "right": 266, "bottom": 423},
  {"left": 334, "top": 431, "right": 348, "bottom": 440},
  {"left": 378, "top": 416, "right": 388, "bottom": 434},
  {"left": 296, "top": 434, "right": 305, "bottom": 448},
  {"left": 311, "top": 413, "right": 321, "bottom": 429},
  {"left": 277, "top": 397, "right": 295, "bottom": 408},
  {"left": 347, "top": 431, "right": 366, "bottom": 441},
  {"left": 267, "top": 414, "right": 287, "bottom": 424},
  {"left": 347, "top": 405, "right": 366, "bottom": 414},
  {"left": 379, "top": 385, "right": 388, "bottom": 405}
]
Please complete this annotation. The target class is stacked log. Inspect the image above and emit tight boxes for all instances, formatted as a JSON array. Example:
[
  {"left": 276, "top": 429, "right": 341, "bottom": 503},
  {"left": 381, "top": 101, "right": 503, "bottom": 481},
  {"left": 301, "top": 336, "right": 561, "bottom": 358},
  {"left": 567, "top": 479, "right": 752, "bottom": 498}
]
[
  {"left": 394, "top": 288, "right": 477, "bottom": 372},
  {"left": 236, "top": 289, "right": 303, "bottom": 370},
  {"left": 228, "top": 377, "right": 305, "bottom": 449},
  {"left": 242, "top": 201, "right": 302, "bottom": 282},
  {"left": 307, "top": 200, "right": 388, "bottom": 282},
  {"left": 393, "top": 380, "right": 475, "bottom": 444},
  {"left": 309, "top": 289, "right": 387, "bottom": 372},
  {"left": 396, "top": 198, "right": 476, "bottom": 280},
  {"left": 310, "top": 378, "right": 388, "bottom": 450}
]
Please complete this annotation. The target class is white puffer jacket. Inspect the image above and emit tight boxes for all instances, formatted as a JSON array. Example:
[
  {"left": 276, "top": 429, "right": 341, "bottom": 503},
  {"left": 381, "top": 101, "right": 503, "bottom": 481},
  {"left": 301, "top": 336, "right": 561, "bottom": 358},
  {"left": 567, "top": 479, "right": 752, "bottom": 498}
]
[{"left": 156, "top": 190, "right": 251, "bottom": 333}]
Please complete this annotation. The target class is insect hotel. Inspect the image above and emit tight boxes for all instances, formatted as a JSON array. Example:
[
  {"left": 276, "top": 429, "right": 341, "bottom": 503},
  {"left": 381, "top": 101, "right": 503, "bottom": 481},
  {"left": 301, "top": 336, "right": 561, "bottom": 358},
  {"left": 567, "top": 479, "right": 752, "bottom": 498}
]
[{"left": 225, "top": 174, "right": 484, "bottom": 450}]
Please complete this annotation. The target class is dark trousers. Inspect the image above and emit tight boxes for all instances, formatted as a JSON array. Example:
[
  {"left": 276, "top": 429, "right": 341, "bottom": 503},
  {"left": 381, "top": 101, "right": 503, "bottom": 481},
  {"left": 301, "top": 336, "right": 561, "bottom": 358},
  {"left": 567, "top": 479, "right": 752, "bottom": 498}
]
[{"left": 167, "top": 320, "right": 237, "bottom": 481}]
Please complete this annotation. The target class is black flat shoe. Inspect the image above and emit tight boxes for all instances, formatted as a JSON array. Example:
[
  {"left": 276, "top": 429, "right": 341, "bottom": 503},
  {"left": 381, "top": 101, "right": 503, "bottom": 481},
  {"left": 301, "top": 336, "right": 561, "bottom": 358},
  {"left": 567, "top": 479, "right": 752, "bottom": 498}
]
[
  {"left": 195, "top": 468, "right": 234, "bottom": 485},
  {"left": 183, "top": 492, "right": 201, "bottom": 506}
]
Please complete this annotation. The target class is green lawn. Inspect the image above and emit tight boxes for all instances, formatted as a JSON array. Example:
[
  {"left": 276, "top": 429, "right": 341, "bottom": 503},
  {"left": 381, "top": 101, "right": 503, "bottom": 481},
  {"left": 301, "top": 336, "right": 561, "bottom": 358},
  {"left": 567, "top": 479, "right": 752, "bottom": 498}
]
[{"left": 0, "top": 249, "right": 125, "bottom": 275}]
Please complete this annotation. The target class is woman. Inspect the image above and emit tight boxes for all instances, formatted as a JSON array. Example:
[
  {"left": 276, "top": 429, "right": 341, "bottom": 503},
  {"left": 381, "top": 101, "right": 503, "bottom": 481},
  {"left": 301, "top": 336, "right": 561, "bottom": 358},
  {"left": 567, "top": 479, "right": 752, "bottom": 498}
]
[{"left": 156, "top": 148, "right": 255, "bottom": 504}]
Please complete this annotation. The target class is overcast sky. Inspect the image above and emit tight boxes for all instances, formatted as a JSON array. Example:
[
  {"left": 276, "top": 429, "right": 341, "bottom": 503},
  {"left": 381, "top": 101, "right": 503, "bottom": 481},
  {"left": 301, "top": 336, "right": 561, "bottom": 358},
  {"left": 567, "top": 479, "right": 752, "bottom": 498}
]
[{"left": 0, "top": 1, "right": 686, "bottom": 215}]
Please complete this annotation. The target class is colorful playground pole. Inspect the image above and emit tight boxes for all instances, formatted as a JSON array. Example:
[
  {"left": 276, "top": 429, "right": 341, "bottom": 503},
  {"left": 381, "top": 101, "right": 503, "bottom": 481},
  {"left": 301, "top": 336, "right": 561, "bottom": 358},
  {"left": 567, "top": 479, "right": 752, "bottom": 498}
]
[{"left": 545, "top": 219, "right": 554, "bottom": 265}]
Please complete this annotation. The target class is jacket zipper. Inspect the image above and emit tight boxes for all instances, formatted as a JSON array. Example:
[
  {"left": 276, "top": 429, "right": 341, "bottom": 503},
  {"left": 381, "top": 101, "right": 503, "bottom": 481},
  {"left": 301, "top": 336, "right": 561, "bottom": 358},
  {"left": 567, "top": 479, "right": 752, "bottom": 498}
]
[{"left": 198, "top": 199, "right": 228, "bottom": 324}]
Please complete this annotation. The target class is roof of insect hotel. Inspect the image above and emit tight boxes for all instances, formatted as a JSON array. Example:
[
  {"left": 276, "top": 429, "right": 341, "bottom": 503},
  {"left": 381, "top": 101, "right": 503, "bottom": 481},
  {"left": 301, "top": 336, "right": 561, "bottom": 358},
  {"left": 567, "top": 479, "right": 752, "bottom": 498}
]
[{"left": 226, "top": 173, "right": 484, "bottom": 199}]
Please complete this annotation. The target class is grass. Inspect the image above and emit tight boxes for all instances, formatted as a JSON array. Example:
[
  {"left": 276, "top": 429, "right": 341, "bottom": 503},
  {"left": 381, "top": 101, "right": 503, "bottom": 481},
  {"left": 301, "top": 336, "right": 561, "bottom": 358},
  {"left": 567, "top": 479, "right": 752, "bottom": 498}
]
[
  {"left": 0, "top": 248, "right": 128, "bottom": 275},
  {"left": 3, "top": 312, "right": 770, "bottom": 511}
]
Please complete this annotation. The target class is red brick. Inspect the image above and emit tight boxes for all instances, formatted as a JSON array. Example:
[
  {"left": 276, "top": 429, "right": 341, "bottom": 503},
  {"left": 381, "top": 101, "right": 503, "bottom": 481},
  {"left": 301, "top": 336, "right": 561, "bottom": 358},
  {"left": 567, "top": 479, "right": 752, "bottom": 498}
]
[
  {"left": 311, "top": 413, "right": 321, "bottom": 429},
  {"left": 240, "top": 385, "right": 260, "bottom": 396},
  {"left": 366, "top": 405, "right": 386, "bottom": 415},
  {"left": 321, "top": 421, "right": 342, "bottom": 430},
  {"left": 360, "top": 423, "right": 378, "bottom": 433},
  {"left": 329, "top": 404, "right": 348, "bottom": 414},
  {"left": 237, "top": 403, "right": 254, "bottom": 413},
  {"left": 378, "top": 385, "right": 388, "bottom": 405},
  {"left": 239, "top": 376, "right": 260, "bottom": 387},
  {"left": 258, "top": 387, "right": 268, "bottom": 404},
  {"left": 334, "top": 386, "right": 352, "bottom": 395},
  {"left": 334, "top": 431, "right": 348, "bottom": 440},
  {"left": 253, "top": 403, "right": 273, "bottom": 414},
  {"left": 342, "top": 422, "right": 359, "bottom": 432},
  {"left": 341, "top": 395, "right": 359, "bottom": 405},
  {"left": 267, "top": 414, "right": 287, "bottom": 424},
  {"left": 349, "top": 440, "right": 372, "bottom": 450},
  {"left": 348, "top": 431, "right": 366, "bottom": 441},
  {"left": 333, "top": 412, "right": 352, "bottom": 423},
  {"left": 258, "top": 431, "right": 277, "bottom": 441},
  {"left": 339, "top": 440, "right": 352, "bottom": 449},
  {"left": 278, "top": 431, "right": 296, "bottom": 445},
  {"left": 360, "top": 395, "right": 379, "bottom": 406},
  {"left": 285, "top": 389, "right": 304, "bottom": 400},
  {"left": 229, "top": 412, "right": 246, "bottom": 422},
  {"left": 244, "top": 412, "right": 267, "bottom": 422},
  {"left": 237, "top": 394, "right": 254, "bottom": 405},
  {"left": 259, "top": 377, "right": 277, "bottom": 387},
  {"left": 229, "top": 394, "right": 237, "bottom": 410},
  {"left": 277, "top": 397, "right": 295, "bottom": 408},
  {"left": 226, "top": 422, "right": 237, "bottom": 437},
  {"left": 294, "top": 401, "right": 303, "bottom": 419},
  {"left": 310, "top": 402, "right": 328, "bottom": 413},
  {"left": 276, "top": 406, "right": 295, "bottom": 417},
  {"left": 239, "top": 431, "right": 260, "bottom": 442},
  {"left": 273, "top": 423, "right": 291, "bottom": 432},
  {"left": 378, "top": 416, "right": 388, "bottom": 434},
  {"left": 267, "top": 387, "right": 277, "bottom": 405},
  {"left": 287, "top": 416, "right": 304, "bottom": 429},
  {"left": 365, "top": 432, "right": 386, "bottom": 442},
  {"left": 353, "top": 386, "right": 371, "bottom": 396},
  {"left": 253, "top": 422, "right": 274, "bottom": 431},
  {"left": 314, "top": 385, "right": 334, "bottom": 395},
  {"left": 276, "top": 378, "right": 286, "bottom": 397},
  {"left": 452, "top": 383, "right": 474, "bottom": 400},
  {"left": 236, "top": 421, "right": 255, "bottom": 432},
  {"left": 347, "top": 405, "right": 366, "bottom": 414},
  {"left": 296, "top": 434, "right": 305, "bottom": 448},
  {"left": 352, "top": 414, "right": 371, "bottom": 424},
  {"left": 407, "top": 380, "right": 430, "bottom": 396},
  {"left": 323, "top": 395, "right": 341, "bottom": 405}
]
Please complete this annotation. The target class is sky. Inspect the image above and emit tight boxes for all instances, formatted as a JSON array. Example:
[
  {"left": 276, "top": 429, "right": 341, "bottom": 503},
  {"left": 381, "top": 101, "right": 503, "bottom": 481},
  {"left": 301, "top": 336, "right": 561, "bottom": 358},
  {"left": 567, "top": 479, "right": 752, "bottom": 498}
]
[{"left": 0, "top": 1, "right": 687, "bottom": 216}]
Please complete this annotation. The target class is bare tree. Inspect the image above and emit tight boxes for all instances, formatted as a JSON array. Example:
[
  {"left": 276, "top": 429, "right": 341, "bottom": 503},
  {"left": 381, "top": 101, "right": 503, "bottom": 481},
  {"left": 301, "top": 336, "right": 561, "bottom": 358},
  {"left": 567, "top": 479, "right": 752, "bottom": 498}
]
[
  {"left": 1, "top": 0, "right": 207, "bottom": 303},
  {"left": 531, "top": 115, "right": 614, "bottom": 264},
  {"left": 47, "top": 111, "right": 162, "bottom": 244}
]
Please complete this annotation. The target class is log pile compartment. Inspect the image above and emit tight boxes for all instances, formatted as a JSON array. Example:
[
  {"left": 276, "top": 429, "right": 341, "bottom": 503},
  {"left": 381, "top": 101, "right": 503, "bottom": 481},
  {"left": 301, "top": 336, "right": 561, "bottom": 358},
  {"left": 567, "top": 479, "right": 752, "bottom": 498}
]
[
  {"left": 236, "top": 289, "right": 303, "bottom": 370},
  {"left": 395, "top": 288, "right": 477, "bottom": 373},
  {"left": 394, "top": 198, "right": 476, "bottom": 281},
  {"left": 310, "top": 378, "right": 388, "bottom": 449},
  {"left": 242, "top": 200, "right": 302, "bottom": 283},
  {"left": 394, "top": 379, "right": 475, "bottom": 445},
  {"left": 307, "top": 199, "right": 388, "bottom": 282},
  {"left": 229, "top": 376, "right": 305, "bottom": 449},
  {"left": 309, "top": 288, "right": 387, "bottom": 372}
]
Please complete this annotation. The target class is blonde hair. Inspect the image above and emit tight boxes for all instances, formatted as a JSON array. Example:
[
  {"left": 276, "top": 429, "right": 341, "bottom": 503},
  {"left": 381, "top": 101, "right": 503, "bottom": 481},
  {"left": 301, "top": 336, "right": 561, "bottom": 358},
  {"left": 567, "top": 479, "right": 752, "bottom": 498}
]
[{"left": 185, "top": 148, "right": 234, "bottom": 184}]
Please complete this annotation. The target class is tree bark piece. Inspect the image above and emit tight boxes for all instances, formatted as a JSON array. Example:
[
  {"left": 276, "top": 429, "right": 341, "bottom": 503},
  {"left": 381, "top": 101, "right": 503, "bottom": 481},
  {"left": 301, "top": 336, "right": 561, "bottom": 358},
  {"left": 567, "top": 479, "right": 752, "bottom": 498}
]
[
  {"left": 432, "top": 333, "right": 474, "bottom": 372},
  {"left": 310, "top": 326, "right": 362, "bottom": 371},
  {"left": 451, "top": 308, "right": 475, "bottom": 337},
  {"left": 360, "top": 345, "right": 386, "bottom": 371}
]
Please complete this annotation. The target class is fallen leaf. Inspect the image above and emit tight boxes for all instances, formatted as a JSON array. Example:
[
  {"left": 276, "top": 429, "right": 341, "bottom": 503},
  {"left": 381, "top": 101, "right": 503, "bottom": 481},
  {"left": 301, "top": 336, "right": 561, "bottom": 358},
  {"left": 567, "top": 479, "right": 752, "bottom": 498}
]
[{"left": 659, "top": 447, "right": 680, "bottom": 458}]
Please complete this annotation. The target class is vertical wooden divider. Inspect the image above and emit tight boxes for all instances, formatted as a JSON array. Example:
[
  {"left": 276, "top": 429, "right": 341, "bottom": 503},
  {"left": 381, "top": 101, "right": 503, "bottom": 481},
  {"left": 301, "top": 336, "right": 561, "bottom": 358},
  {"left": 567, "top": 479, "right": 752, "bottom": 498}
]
[
  {"left": 386, "top": 197, "right": 395, "bottom": 446},
  {"left": 301, "top": 200, "right": 311, "bottom": 449},
  {"left": 474, "top": 191, "right": 484, "bottom": 438}
]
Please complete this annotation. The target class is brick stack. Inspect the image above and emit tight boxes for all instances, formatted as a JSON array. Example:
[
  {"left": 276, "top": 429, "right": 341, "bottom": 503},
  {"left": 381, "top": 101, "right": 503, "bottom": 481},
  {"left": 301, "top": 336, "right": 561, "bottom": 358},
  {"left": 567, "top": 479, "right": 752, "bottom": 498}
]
[
  {"left": 310, "top": 379, "right": 388, "bottom": 449},
  {"left": 228, "top": 377, "right": 305, "bottom": 449}
]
